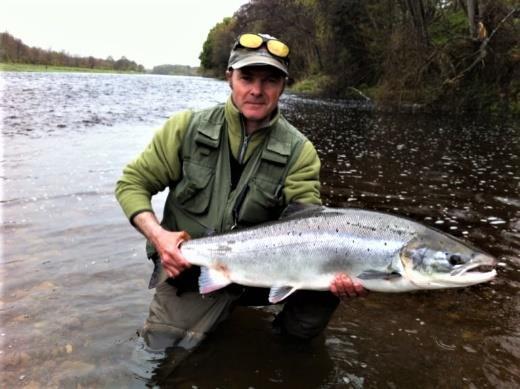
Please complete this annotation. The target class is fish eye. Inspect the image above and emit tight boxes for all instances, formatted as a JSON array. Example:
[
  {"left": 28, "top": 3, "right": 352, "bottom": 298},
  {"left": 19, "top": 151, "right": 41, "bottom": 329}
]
[{"left": 448, "top": 254, "right": 464, "bottom": 266}]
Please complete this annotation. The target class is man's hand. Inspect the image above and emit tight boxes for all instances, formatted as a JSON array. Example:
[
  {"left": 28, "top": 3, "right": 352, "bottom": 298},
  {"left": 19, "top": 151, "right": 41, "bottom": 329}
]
[
  {"left": 330, "top": 273, "right": 366, "bottom": 298},
  {"left": 154, "top": 229, "right": 192, "bottom": 278},
  {"left": 132, "top": 211, "right": 191, "bottom": 278}
]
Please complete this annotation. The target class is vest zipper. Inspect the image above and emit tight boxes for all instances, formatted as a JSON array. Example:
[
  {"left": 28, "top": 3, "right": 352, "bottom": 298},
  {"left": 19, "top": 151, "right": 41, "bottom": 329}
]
[
  {"left": 232, "top": 118, "right": 250, "bottom": 228},
  {"left": 237, "top": 116, "right": 250, "bottom": 164},
  {"left": 237, "top": 135, "right": 250, "bottom": 164}
]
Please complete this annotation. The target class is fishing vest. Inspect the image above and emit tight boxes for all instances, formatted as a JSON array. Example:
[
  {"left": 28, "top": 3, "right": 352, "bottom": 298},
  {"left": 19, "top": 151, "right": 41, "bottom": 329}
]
[{"left": 147, "top": 104, "right": 307, "bottom": 260}]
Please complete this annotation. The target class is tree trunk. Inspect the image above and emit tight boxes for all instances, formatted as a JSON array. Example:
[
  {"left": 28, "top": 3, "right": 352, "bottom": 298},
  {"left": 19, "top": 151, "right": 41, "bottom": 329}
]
[
  {"left": 466, "top": 0, "right": 478, "bottom": 37},
  {"left": 404, "top": 0, "right": 429, "bottom": 46}
]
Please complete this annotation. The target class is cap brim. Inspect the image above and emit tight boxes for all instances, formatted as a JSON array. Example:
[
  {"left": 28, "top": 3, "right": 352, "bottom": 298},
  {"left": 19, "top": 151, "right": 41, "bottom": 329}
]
[{"left": 231, "top": 54, "right": 288, "bottom": 75}]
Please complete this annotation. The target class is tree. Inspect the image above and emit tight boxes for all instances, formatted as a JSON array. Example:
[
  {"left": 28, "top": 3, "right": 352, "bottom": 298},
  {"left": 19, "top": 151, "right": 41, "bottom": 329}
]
[
  {"left": 0, "top": 32, "right": 146, "bottom": 72},
  {"left": 199, "top": 17, "right": 235, "bottom": 76}
]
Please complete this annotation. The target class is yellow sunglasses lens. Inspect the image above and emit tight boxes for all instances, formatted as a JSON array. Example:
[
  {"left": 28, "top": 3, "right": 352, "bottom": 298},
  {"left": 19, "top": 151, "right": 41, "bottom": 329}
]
[
  {"left": 267, "top": 40, "right": 290, "bottom": 58},
  {"left": 239, "top": 34, "right": 263, "bottom": 49}
]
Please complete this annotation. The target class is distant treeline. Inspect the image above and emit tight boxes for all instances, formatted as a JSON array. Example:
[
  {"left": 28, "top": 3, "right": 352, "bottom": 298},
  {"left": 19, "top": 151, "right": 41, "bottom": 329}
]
[
  {"left": 151, "top": 64, "right": 200, "bottom": 76},
  {"left": 199, "top": 0, "right": 519, "bottom": 112},
  {"left": 0, "top": 32, "right": 145, "bottom": 72}
]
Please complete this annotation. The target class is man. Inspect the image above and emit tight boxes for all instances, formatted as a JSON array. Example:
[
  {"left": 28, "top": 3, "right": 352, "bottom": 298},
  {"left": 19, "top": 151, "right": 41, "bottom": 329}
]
[{"left": 116, "top": 33, "right": 364, "bottom": 352}]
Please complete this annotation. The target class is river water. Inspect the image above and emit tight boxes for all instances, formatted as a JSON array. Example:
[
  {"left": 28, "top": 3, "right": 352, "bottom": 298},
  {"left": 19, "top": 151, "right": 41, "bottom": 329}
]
[{"left": 1, "top": 72, "right": 519, "bottom": 388}]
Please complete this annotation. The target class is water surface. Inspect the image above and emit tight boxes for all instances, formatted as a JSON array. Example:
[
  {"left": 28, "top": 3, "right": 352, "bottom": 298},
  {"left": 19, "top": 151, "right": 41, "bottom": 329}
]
[{"left": 1, "top": 72, "right": 519, "bottom": 388}]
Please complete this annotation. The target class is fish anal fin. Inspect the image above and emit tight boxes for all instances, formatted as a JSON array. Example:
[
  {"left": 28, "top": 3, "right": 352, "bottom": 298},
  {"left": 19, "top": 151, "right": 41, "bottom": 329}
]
[
  {"left": 268, "top": 286, "right": 297, "bottom": 304},
  {"left": 198, "top": 266, "right": 232, "bottom": 295}
]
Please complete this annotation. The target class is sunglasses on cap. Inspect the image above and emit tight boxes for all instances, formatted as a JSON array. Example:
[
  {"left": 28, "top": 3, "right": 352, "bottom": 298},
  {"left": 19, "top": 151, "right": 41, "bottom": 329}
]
[{"left": 234, "top": 33, "right": 290, "bottom": 60}]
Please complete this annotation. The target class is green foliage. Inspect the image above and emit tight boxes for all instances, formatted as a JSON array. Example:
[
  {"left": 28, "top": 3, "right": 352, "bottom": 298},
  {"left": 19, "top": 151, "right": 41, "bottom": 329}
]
[
  {"left": 151, "top": 64, "right": 200, "bottom": 76},
  {"left": 0, "top": 62, "right": 141, "bottom": 74},
  {"left": 199, "top": 0, "right": 519, "bottom": 112},
  {"left": 429, "top": 10, "right": 468, "bottom": 46},
  {"left": 199, "top": 17, "right": 235, "bottom": 77},
  {"left": 290, "top": 74, "right": 332, "bottom": 95}
]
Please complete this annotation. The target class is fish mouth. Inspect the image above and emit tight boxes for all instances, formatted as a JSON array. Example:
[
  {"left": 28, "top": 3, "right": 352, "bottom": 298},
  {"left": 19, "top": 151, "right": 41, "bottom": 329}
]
[{"left": 449, "top": 254, "right": 497, "bottom": 283}]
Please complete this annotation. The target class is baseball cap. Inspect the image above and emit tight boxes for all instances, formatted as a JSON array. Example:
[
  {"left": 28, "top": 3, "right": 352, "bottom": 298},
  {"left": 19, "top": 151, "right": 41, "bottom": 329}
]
[{"left": 228, "top": 33, "right": 289, "bottom": 76}]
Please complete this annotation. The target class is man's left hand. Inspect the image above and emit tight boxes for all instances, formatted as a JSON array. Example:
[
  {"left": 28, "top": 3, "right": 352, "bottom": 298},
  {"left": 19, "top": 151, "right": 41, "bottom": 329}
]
[{"left": 330, "top": 273, "right": 366, "bottom": 298}]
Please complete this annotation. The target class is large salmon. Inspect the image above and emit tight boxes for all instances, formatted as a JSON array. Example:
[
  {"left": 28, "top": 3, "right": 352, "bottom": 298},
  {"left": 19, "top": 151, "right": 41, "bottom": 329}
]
[{"left": 161, "top": 207, "right": 496, "bottom": 303}]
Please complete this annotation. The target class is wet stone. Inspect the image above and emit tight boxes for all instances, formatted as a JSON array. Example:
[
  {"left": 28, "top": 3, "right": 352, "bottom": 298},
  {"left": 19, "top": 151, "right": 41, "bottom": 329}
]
[
  {"left": 41, "top": 359, "right": 57, "bottom": 372},
  {"left": 22, "top": 381, "right": 42, "bottom": 389},
  {"left": 33, "top": 281, "right": 57, "bottom": 291},
  {"left": 56, "top": 360, "right": 96, "bottom": 381},
  {"left": 2, "top": 351, "right": 31, "bottom": 367},
  {"left": 63, "top": 317, "right": 83, "bottom": 331}
]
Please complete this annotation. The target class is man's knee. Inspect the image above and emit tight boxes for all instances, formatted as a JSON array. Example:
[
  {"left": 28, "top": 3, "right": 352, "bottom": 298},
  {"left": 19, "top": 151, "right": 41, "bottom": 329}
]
[
  {"left": 143, "top": 282, "right": 239, "bottom": 350},
  {"left": 274, "top": 290, "right": 340, "bottom": 340}
]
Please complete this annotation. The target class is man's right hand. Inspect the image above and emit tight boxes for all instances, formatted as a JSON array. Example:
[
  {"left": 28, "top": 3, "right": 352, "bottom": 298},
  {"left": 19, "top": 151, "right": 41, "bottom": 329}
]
[
  {"left": 132, "top": 211, "right": 191, "bottom": 278},
  {"left": 153, "top": 229, "right": 192, "bottom": 277}
]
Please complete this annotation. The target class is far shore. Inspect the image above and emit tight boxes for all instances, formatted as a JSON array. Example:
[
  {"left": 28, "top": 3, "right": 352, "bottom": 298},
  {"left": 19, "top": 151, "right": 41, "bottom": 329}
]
[{"left": 0, "top": 63, "right": 146, "bottom": 74}]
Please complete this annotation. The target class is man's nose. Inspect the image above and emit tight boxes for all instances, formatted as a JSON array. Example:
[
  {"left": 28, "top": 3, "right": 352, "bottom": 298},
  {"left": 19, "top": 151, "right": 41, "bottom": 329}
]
[{"left": 250, "top": 80, "right": 262, "bottom": 95}]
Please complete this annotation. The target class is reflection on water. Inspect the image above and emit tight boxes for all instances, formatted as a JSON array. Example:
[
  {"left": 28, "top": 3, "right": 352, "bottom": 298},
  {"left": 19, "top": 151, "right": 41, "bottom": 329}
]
[{"left": 1, "top": 72, "right": 519, "bottom": 387}]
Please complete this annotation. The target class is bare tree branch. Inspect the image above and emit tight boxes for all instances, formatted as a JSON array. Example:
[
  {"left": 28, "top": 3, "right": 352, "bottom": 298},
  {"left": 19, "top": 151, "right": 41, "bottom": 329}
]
[{"left": 443, "top": 7, "right": 517, "bottom": 85}]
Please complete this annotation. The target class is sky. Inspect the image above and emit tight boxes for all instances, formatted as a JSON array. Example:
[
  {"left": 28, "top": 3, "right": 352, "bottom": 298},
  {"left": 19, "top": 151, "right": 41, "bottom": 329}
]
[{"left": 1, "top": 0, "right": 250, "bottom": 69}]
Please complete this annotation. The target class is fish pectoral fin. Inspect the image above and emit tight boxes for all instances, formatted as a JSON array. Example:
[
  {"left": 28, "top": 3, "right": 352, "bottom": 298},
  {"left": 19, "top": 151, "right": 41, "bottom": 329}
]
[
  {"left": 268, "top": 286, "right": 297, "bottom": 304},
  {"left": 357, "top": 270, "right": 402, "bottom": 281},
  {"left": 198, "top": 267, "right": 232, "bottom": 295}
]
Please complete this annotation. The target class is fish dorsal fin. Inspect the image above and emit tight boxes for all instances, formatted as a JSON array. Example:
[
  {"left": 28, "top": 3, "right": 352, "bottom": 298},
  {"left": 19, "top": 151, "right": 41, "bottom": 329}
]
[
  {"left": 268, "top": 286, "right": 297, "bottom": 303},
  {"left": 279, "top": 203, "right": 326, "bottom": 221},
  {"left": 198, "top": 267, "right": 232, "bottom": 295}
]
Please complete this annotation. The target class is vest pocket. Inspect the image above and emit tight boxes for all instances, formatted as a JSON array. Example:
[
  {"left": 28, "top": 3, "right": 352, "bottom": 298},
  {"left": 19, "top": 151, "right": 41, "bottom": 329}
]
[
  {"left": 173, "top": 161, "right": 214, "bottom": 214},
  {"left": 237, "top": 179, "right": 284, "bottom": 225}
]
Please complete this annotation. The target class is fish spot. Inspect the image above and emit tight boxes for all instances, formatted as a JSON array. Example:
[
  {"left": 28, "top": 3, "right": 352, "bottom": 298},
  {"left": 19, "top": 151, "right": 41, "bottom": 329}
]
[{"left": 216, "top": 245, "right": 232, "bottom": 252}]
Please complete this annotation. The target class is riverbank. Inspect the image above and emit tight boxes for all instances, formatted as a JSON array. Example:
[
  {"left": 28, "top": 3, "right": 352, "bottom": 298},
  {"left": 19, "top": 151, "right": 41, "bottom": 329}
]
[
  {"left": 290, "top": 74, "right": 374, "bottom": 102},
  {"left": 0, "top": 63, "right": 145, "bottom": 74},
  {"left": 200, "top": 1, "right": 518, "bottom": 116},
  {"left": 290, "top": 73, "right": 519, "bottom": 115}
]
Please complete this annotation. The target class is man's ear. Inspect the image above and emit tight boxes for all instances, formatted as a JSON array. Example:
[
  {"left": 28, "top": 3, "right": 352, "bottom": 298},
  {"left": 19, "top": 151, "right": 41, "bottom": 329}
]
[
  {"left": 281, "top": 78, "right": 287, "bottom": 95},
  {"left": 226, "top": 69, "right": 233, "bottom": 88}
]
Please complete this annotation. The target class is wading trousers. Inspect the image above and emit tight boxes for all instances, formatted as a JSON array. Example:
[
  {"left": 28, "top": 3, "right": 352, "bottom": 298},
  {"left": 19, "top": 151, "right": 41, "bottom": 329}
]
[{"left": 141, "top": 281, "right": 340, "bottom": 351}]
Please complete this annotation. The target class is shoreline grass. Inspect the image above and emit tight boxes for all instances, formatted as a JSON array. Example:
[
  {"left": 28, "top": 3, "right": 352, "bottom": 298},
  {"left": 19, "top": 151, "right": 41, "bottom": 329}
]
[{"left": 0, "top": 63, "right": 145, "bottom": 74}]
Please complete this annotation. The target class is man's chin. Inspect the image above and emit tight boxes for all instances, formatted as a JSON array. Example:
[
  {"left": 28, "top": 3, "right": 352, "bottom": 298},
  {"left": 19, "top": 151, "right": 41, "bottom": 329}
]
[{"left": 243, "top": 111, "right": 268, "bottom": 122}]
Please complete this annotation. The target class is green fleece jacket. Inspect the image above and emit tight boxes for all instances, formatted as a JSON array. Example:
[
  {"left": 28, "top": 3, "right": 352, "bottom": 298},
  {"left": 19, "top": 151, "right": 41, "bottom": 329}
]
[{"left": 115, "top": 97, "right": 321, "bottom": 222}]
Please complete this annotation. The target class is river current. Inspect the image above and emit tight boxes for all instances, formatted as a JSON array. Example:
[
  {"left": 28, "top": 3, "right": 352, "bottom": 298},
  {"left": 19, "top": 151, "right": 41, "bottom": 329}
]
[{"left": 1, "top": 72, "right": 519, "bottom": 388}]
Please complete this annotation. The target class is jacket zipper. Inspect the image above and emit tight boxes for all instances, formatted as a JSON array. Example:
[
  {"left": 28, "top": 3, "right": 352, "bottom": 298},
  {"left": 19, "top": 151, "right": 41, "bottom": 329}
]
[
  {"left": 237, "top": 135, "right": 250, "bottom": 164},
  {"left": 237, "top": 116, "right": 250, "bottom": 164},
  {"left": 231, "top": 116, "right": 254, "bottom": 229}
]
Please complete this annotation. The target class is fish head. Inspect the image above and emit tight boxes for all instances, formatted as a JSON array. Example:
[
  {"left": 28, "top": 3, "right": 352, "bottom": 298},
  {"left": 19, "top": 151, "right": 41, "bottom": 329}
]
[{"left": 400, "top": 232, "right": 496, "bottom": 289}]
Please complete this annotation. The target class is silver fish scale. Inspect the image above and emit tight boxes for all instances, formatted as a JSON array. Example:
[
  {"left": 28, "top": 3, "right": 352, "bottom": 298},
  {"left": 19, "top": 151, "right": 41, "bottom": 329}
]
[{"left": 181, "top": 208, "right": 424, "bottom": 289}]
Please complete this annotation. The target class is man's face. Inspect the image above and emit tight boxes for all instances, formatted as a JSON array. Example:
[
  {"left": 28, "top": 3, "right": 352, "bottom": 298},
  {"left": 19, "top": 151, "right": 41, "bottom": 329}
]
[{"left": 228, "top": 66, "right": 285, "bottom": 125}]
